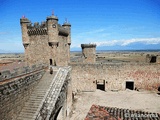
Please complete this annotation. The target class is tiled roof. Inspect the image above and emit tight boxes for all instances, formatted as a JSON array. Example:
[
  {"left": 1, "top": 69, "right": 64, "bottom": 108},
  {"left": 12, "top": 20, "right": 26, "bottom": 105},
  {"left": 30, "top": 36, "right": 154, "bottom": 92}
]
[{"left": 85, "top": 105, "right": 160, "bottom": 120}]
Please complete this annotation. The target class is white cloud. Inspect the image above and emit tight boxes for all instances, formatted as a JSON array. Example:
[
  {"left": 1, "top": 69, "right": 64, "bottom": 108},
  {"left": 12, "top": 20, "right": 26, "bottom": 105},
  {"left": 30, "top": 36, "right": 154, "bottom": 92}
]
[{"left": 91, "top": 37, "right": 160, "bottom": 47}]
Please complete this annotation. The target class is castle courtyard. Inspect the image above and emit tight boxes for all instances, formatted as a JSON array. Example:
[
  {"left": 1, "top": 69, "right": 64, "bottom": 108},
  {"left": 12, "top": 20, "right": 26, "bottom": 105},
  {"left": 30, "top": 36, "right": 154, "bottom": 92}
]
[{"left": 70, "top": 90, "right": 160, "bottom": 120}]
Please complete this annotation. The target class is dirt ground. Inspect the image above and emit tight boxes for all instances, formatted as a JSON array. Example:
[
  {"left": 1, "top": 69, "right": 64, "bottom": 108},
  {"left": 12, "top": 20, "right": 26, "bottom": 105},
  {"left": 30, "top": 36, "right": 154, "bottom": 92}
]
[{"left": 70, "top": 89, "right": 160, "bottom": 120}]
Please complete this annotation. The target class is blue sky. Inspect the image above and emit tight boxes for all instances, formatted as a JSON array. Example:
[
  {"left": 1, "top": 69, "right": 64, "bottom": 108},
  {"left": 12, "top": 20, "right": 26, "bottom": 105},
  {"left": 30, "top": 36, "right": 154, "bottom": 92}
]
[{"left": 0, "top": 0, "right": 160, "bottom": 52}]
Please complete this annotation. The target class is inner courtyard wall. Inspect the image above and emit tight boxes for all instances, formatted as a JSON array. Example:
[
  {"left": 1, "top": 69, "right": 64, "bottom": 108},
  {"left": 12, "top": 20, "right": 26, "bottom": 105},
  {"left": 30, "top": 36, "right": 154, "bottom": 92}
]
[{"left": 70, "top": 63, "right": 160, "bottom": 92}]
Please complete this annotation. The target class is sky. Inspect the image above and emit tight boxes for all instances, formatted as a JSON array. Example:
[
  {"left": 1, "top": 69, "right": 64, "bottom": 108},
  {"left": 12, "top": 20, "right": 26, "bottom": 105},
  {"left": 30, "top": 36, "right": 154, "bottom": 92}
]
[{"left": 0, "top": 0, "right": 160, "bottom": 53}]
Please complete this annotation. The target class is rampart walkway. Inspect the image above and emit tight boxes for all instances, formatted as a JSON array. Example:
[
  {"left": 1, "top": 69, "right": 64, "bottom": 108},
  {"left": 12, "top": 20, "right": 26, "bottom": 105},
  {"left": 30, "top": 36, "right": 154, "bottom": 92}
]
[{"left": 16, "top": 66, "right": 70, "bottom": 120}]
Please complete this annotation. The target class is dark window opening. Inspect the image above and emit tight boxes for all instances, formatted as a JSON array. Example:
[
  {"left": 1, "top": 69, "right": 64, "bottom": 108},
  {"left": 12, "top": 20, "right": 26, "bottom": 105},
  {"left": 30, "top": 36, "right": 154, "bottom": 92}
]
[
  {"left": 97, "top": 84, "right": 105, "bottom": 91},
  {"left": 54, "top": 60, "right": 57, "bottom": 66},
  {"left": 158, "top": 86, "right": 160, "bottom": 92},
  {"left": 50, "top": 59, "right": 53, "bottom": 65},
  {"left": 150, "top": 56, "right": 157, "bottom": 63},
  {"left": 158, "top": 86, "right": 160, "bottom": 95},
  {"left": 126, "top": 81, "right": 134, "bottom": 90},
  {"left": 0, "top": 72, "right": 1, "bottom": 75}
]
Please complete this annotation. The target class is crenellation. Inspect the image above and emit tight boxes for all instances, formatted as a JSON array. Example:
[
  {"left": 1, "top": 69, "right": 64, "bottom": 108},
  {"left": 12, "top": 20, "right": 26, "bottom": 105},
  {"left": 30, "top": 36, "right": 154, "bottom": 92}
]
[{"left": 41, "top": 21, "right": 47, "bottom": 28}]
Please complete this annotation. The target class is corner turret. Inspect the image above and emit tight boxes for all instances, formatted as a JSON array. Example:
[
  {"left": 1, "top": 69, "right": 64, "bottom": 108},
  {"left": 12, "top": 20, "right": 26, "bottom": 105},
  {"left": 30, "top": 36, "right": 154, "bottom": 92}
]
[
  {"left": 62, "top": 21, "right": 71, "bottom": 63},
  {"left": 20, "top": 16, "right": 30, "bottom": 48},
  {"left": 47, "top": 14, "right": 59, "bottom": 46},
  {"left": 62, "top": 22, "right": 71, "bottom": 45}
]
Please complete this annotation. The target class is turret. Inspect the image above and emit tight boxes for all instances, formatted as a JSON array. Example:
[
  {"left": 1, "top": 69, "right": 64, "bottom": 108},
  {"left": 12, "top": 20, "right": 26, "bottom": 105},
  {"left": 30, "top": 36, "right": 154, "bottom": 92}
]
[
  {"left": 62, "top": 22, "right": 71, "bottom": 63},
  {"left": 20, "top": 16, "right": 30, "bottom": 48},
  {"left": 62, "top": 22, "right": 71, "bottom": 45},
  {"left": 81, "top": 44, "right": 97, "bottom": 63},
  {"left": 47, "top": 14, "right": 59, "bottom": 46}
]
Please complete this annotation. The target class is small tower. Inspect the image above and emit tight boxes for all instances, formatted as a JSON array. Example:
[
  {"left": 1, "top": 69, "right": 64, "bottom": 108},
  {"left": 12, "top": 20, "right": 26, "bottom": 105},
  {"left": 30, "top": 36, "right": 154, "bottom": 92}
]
[
  {"left": 20, "top": 16, "right": 30, "bottom": 65},
  {"left": 62, "top": 21, "right": 71, "bottom": 63},
  {"left": 47, "top": 13, "right": 59, "bottom": 46},
  {"left": 81, "top": 44, "right": 96, "bottom": 63},
  {"left": 20, "top": 16, "right": 30, "bottom": 48}
]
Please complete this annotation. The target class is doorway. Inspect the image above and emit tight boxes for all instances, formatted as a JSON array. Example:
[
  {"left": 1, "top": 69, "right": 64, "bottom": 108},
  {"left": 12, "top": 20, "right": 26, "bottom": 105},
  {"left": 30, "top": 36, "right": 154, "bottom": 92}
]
[
  {"left": 150, "top": 56, "right": 157, "bottom": 63},
  {"left": 50, "top": 59, "right": 53, "bottom": 65},
  {"left": 126, "top": 81, "right": 134, "bottom": 90},
  {"left": 96, "top": 80, "right": 105, "bottom": 91}
]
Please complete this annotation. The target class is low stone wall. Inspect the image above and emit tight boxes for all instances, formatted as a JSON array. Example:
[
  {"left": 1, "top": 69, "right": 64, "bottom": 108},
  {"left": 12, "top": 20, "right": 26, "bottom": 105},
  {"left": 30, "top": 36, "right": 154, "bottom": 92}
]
[
  {"left": 0, "top": 64, "right": 47, "bottom": 82},
  {"left": 70, "top": 63, "right": 160, "bottom": 92},
  {"left": 0, "top": 64, "right": 47, "bottom": 120}
]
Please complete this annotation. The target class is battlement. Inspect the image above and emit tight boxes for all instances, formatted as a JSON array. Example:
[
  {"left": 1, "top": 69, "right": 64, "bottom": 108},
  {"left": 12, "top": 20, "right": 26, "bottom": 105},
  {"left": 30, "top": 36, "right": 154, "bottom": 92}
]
[
  {"left": 21, "top": 16, "right": 70, "bottom": 37},
  {"left": 27, "top": 21, "right": 47, "bottom": 29},
  {"left": 81, "top": 44, "right": 96, "bottom": 48},
  {"left": 27, "top": 28, "right": 48, "bottom": 36},
  {"left": 26, "top": 22, "right": 69, "bottom": 36},
  {"left": 0, "top": 64, "right": 47, "bottom": 82}
]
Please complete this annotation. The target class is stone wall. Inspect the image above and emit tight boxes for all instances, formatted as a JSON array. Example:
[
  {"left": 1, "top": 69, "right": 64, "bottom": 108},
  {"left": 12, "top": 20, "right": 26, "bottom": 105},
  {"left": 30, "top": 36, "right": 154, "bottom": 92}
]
[
  {"left": 57, "top": 36, "right": 69, "bottom": 66},
  {"left": 70, "top": 63, "right": 160, "bottom": 92},
  {"left": 0, "top": 64, "right": 47, "bottom": 82},
  {"left": 26, "top": 35, "right": 50, "bottom": 65},
  {"left": 0, "top": 64, "right": 46, "bottom": 120}
]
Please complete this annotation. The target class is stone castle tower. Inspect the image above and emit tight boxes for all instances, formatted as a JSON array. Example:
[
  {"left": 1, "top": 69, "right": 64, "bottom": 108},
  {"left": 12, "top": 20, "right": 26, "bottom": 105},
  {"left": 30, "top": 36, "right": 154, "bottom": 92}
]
[
  {"left": 20, "top": 14, "right": 71, "bottom": 66},
  {"left": 81, "top": 44, "right": 96, "bottom": 63}
]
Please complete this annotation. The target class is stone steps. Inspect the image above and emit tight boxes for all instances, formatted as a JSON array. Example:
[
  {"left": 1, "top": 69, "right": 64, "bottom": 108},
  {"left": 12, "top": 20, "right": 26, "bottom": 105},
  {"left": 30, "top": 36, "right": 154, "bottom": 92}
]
[
  {"left": 16, "top": 69, "right": 58, "bottom": 120},
  {"left": 35, "top": 67, "right": 69, "bottom": 119}
]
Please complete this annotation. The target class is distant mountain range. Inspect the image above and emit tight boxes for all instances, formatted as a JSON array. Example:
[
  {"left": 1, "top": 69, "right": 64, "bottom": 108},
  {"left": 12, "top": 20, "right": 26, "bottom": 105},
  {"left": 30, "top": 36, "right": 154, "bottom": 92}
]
[
  {"left": 0, "top": 43, "right": 160, "bottom": 53},
  {"left": 0, "top": 49, "right": 24, "bottom": 54},
  {"left": 71, "top": 43, "right": 160, "bottom": 52},
  {"left": 0, "top": 49, "right": 11, "bottom": 53}
]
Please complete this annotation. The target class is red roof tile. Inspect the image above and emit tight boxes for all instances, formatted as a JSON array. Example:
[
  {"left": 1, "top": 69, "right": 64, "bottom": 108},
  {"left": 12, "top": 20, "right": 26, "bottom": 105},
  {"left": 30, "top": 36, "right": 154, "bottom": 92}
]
[{"left": 85, "top": 105, "right": 160, "bottom": 120}]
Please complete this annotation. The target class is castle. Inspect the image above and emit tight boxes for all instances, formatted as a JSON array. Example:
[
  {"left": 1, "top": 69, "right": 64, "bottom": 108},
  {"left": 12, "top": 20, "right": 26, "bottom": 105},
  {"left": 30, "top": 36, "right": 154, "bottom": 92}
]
[
  {"left": 0, "top": 13, "right": 160, "bottom": 120},
  {"left": 20, "top": 13, "right": 71, "bottom": 66}
]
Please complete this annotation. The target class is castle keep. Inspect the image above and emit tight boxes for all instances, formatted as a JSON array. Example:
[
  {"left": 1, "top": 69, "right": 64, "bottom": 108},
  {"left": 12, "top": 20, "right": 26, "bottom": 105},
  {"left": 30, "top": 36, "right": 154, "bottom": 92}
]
[{"left": 20, "top": 14, "right": 71, "bottom": 66}]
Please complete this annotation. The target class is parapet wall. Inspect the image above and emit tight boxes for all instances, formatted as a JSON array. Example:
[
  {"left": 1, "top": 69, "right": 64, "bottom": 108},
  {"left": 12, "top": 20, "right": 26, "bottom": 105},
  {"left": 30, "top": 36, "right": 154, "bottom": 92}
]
[
  {"left": 70, "top": 63, "right": 160, "bottom": 92},
  {"left": 0, "top": 64, "right": 47, "bottom": 82},
  {"left": 0, "top": 64, "right": 47, "bottom": 119}
]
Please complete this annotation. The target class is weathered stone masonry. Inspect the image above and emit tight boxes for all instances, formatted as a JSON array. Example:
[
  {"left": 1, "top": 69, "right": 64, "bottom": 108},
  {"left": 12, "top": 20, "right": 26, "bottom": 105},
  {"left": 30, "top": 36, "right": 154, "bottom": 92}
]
[
  {"left": 0, "top": 64, "right": 47, "bottom": 120},
  {"left": 70, "top": 63, "right": 160, "bottom": 92}
]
